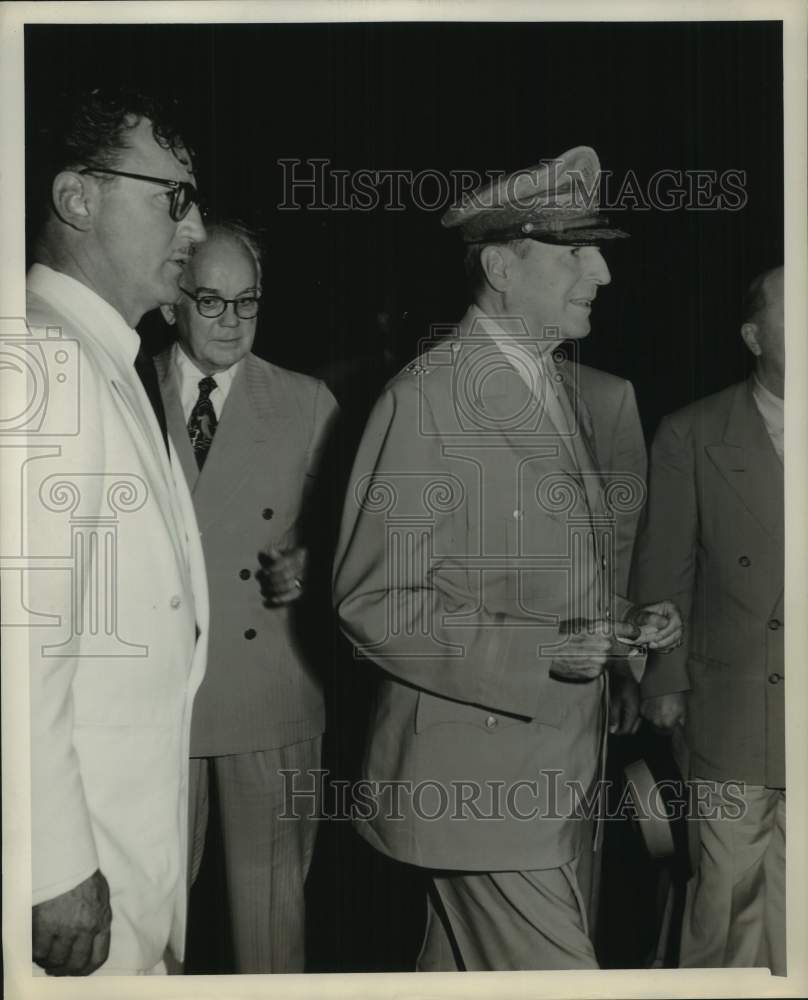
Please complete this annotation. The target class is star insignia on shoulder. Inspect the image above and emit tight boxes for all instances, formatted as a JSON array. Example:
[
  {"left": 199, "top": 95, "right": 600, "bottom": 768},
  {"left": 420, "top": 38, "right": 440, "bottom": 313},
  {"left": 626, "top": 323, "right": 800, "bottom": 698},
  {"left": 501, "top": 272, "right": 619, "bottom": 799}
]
[{"left": 405, "top": 361, "right": 430, "bottom": 375}]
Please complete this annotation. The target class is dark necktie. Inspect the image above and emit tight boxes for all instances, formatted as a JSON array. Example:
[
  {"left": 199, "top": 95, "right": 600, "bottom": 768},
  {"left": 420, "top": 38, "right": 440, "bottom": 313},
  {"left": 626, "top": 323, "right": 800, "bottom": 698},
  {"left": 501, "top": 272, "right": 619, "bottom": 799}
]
[
  {"left": 134, "top": 345, "right": 170, "bottom": 457},
  {"left": 187, "top": 376, "right": 218, "bottom": 468}
]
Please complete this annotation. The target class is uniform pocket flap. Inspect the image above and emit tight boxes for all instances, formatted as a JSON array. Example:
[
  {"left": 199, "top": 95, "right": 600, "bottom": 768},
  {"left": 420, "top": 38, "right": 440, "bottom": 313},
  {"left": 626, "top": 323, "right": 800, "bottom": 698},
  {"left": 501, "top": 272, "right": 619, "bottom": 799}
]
[{"left": 414, "top": 690, "right": 526, "bottom": 734}]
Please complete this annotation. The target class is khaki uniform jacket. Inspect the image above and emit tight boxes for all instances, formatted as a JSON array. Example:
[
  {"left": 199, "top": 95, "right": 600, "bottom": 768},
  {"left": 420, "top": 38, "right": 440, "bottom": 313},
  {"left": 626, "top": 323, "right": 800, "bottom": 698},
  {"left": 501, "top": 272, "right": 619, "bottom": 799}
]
[
  {"left": 334, "top": 315, "right": 646, "bottom": 871},
  {"left": 632, "top": 379, "right": 785, "bottom": 788}
]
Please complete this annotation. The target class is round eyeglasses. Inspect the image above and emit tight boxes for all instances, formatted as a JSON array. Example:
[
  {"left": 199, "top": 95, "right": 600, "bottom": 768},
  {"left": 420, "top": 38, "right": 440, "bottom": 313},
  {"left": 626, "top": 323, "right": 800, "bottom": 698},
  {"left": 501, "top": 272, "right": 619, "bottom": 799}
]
[
  {"left": 78, "top": 166, "right": 204, "bottom": 222},
  {"left": 179, "top": 286, "right": 262, "bottom": 319}
]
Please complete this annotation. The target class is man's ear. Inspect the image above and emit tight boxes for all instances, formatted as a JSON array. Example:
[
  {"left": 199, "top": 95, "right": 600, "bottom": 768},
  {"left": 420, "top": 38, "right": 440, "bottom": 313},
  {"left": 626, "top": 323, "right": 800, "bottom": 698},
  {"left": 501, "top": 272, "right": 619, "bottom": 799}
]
[
  {"left": 480, "top": 245, "right": 512, "bottom": 293},
  {"left": 160, "top": 303, "right": 177, "bottom": 326},
  {"left": 741, "top": 321, "right": 762, "bottom": 358},
  {"left": 50, "top": 171, "right": 96, "bottom": 232}
]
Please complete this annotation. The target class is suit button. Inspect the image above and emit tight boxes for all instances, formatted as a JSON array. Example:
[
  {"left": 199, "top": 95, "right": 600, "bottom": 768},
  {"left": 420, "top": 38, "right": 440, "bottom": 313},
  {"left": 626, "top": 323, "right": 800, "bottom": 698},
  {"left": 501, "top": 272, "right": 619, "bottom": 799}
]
[
  {"left": 262, "top": 508, "right": 274, "bottom": 520},
  {"left": 485, "top": 715, "right": 498, "bottom": 729},
  {"left": 738, "top": 556, "right": 751, "bottom": 567},
  {"left": 767, "top": 618, "right": 783, "bottom": 630},
  {"left": 239, "top": 568, "right": 251, "bottom": 580},
  {"left": 244, "top": 628, "right": 257, "bottom": 640},
  {"left": 169, "top": 595, "right": 181, "bottom": 609},
  {"left": 768, "top": 672, "right": 783, "bottom": 684},
  {"left": 512, "top": 509, "right": 523, "bottom": 520}
]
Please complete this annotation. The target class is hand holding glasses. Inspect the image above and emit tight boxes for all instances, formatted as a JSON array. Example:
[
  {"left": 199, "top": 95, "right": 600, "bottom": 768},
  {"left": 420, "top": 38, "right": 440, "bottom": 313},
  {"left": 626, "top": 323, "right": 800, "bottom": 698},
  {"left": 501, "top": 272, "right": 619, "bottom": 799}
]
[{"left": 620, "top": 600, "right": 684, "bottom": 654}]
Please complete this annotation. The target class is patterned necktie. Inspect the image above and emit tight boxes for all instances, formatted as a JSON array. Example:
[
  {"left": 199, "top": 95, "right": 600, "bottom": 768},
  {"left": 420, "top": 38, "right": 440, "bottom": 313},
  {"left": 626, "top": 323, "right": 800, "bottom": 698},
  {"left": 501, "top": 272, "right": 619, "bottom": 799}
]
[{"left": 187, "top": 375, "right": 218, "bottom": 469}]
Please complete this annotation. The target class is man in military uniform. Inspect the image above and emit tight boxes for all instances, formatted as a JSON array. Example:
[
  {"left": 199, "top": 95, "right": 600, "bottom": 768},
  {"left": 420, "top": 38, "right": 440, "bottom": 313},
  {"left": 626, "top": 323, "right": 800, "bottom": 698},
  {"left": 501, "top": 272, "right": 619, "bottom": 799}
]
[{"left": 333, "top": 146, "right": 682, "bottom": 970}]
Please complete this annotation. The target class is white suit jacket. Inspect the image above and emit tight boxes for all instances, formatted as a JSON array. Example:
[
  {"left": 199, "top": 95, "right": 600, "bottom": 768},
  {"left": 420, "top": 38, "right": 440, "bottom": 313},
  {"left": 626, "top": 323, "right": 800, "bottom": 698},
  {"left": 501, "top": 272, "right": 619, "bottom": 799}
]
[{"left": 24, "top": 265, "right": 209, "bottom": 971}]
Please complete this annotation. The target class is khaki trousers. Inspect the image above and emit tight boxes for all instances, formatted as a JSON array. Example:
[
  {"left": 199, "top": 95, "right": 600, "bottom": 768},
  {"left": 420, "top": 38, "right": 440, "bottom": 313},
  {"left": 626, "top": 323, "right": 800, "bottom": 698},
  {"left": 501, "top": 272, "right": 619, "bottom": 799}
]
[
  {"left": 681, "top": 780, "right": 785, "bottom": 974},
  {"left": 416, "top": 856, "right": 598, "bottom": 971},
  {"left": 188, "top": 737, "right": 321, "bottom": 973}
]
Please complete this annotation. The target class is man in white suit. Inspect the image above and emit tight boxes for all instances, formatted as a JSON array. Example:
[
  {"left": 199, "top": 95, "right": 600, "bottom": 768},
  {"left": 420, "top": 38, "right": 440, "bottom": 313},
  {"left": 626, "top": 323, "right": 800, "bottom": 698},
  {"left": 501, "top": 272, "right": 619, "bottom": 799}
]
[{"left": 24, "top": 87, "right": 208, "bottom": 975}]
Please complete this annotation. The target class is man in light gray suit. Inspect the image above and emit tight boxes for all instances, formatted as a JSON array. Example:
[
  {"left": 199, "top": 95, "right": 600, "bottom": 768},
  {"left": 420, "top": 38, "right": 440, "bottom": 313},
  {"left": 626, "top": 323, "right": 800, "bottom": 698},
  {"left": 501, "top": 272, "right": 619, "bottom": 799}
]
[
  {"left": 157, "top": 221, "right": 339, "bottom": 972},
  {"left": 632, "top": 266, "right": 785, "bottom": 973}
]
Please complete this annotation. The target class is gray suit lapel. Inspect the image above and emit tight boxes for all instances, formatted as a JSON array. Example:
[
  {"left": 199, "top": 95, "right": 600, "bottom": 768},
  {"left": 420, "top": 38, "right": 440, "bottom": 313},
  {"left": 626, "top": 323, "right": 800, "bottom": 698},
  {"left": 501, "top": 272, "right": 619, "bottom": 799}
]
[
  {"left": 706, "top": 380, "right": 783, "bottom": 543},
  {"left": 193, "top": 356, "right": 294, "bottom": 531}
]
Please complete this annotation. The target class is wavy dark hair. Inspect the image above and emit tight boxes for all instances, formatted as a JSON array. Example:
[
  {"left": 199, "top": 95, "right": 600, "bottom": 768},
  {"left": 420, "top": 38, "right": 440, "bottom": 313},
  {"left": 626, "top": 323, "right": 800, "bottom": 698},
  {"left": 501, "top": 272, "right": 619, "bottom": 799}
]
[{"left": 27, "top": 85, "right": 195, "bottom": 243}]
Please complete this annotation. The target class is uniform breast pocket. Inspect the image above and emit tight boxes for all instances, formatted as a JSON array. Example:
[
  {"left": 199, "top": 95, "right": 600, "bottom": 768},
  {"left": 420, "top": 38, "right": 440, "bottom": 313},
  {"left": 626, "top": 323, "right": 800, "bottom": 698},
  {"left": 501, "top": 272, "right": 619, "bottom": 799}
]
[
  {"left": 414, "top": 690, "right": 527, "bottom": 735},
  {"left": 503, "top": 509, "right": 576, "bottom": 624}
]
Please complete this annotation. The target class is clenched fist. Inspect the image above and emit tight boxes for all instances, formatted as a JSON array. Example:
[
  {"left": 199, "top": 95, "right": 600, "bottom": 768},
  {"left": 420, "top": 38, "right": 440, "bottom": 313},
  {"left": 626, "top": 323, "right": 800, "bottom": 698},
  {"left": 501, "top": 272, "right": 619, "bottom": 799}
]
[
  {"left": 257, "top": 545, "right": 307, "bottom": 606},
  {"left": 32, "top": 868, "right": 112, "bottom": 976},
  {"left": 641, "top": 691, "right": 687, "bottom": 732}
]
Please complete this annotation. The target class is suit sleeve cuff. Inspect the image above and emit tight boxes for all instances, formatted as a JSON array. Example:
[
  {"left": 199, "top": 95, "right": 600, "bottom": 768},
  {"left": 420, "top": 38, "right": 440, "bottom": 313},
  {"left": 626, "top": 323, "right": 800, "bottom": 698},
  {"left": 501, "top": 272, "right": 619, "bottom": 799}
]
[{"left": 640, "top": 650, "right": 691, "bottom": 698}]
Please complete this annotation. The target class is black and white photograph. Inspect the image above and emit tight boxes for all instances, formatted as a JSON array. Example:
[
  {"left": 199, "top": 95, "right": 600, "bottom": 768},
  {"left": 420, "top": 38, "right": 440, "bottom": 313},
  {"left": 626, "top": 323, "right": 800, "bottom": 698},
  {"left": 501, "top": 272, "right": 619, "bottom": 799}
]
[{"left": 1, "top": 2, "right": 806, "bottom": 998}]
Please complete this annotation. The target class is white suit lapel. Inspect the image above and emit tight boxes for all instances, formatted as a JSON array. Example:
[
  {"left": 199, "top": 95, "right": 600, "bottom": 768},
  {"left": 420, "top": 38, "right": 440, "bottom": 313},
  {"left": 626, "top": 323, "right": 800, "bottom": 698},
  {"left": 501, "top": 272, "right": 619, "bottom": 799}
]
[
  {"left": 155, "top": 353, "right": 200, "bottom": 492},
  {"left": 109, "top": 373, "right": 192, "bottom": 578}
]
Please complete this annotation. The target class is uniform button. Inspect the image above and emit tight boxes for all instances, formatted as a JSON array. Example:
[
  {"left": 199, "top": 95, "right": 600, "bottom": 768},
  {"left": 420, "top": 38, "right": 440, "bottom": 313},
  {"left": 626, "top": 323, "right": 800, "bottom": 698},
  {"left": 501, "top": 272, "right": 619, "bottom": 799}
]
[
  {"left": 512, "top": 509, "right": 523, "bottom": 519},
  {"left": 485, "top": 715, "right": 498, "bottom": 729},
  {"left": 768, "top": 672, "right": 783, "bottom": 684},
  {"left": 169, "top": 595, "right": 181, "bottom": 609},
  {"left": 244, "top": 628, "right": 257, "bottom": 640},
  {"left": 767, "top": 618, "right": 783, "bottom": 630},
  {"left": 262, "top": 508, "right": 274, "bottom": 520},
  {"left": 239, "top": 568, "right": 251, "bottom": 580},
  {"left": 605, "top": 608, "right": 612, "bottom": 619},
  {"left": 738, "top": 556, "right": 751, "bottom": 567}
]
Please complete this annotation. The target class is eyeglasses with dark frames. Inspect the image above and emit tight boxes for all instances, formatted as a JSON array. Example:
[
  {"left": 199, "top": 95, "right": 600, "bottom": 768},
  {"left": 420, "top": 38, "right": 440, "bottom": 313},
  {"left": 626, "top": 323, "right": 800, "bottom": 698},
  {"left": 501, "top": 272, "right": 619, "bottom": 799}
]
[
  {"left": 178, "top": 286, "right": 262, "bottom": 319},
  {"left": 78, "top": 166, "right": 204, "bottom": 222}
]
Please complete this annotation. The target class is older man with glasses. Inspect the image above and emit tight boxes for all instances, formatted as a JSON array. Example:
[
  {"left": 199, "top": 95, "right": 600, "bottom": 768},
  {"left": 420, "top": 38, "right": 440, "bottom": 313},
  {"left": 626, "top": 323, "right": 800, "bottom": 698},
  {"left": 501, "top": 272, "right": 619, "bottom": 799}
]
[{"left": 156, "top": 221, "right": 338, "bottom": 973}]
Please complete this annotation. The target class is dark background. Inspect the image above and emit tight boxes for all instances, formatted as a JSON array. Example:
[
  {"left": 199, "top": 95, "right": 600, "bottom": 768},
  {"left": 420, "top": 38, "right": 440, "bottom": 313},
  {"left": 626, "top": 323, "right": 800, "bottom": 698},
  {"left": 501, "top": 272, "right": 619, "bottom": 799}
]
[{"left": 25, "top": 19, "right": 783, "bottom": 974}]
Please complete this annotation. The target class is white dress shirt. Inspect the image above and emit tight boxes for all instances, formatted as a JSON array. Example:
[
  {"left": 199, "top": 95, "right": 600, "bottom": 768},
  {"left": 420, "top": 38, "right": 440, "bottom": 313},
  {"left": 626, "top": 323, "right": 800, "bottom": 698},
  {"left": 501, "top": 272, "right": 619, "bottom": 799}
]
[{"left": 751, "top": 374, "right": 783, "bottom": 463}]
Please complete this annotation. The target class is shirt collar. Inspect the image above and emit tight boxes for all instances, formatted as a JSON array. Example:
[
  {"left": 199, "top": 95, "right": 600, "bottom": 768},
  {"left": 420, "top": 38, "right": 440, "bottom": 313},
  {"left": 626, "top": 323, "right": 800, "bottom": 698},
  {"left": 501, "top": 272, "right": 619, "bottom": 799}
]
[
  {"left": 172, "top": 341, "right": 240, "bottom": 396},
  {"left": 752, "top": 373, "right": 784, "bottom": 427},
  {"left": 466, "top": 304, "right": 558, "bottom": 386},
  {"left": 27, "top": 263, "right": 141, "bottom": 366}
]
